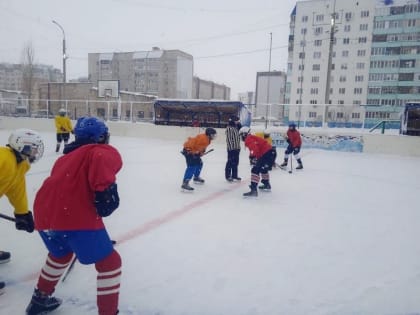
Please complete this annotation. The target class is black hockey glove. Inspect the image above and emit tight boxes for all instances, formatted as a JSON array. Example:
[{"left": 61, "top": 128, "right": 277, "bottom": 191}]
[
  {"left": 14, "top": 211, "right": 35, "bottom": 233},
  {"left": 94, "top": 183, "right": 120, "bottom": 217},
  {"left": 249, "top": 156, "right": 257, "bottom": 166}
]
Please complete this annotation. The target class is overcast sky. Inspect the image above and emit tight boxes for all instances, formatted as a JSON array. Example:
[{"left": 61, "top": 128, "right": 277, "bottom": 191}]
[{"left": 0, "top": 0, "right": 297, "bottom": 98}]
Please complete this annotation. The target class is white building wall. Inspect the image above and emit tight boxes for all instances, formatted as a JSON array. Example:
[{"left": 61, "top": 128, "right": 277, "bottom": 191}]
[{"left": 287, "top": 0, "right": 375, "bottom": 122}]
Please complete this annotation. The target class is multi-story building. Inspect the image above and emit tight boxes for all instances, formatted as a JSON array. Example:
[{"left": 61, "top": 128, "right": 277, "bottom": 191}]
[
  {"left": 238, "top": 91, "right": 255, "bottom": 106},
  {"left": 0, "top": 63, "right": 62, "bottom": 91},
  {"left": 368, "top": 0, "right": 420, "bottom": 107},
  {"left": 285, "top": 0, "right": 420, "bottom": 127},
  {"left": 255, "top": 71, "right": 287, "bottom": 121},
  {"left": 285, "top": 0, "right": 375, "bottom": 126},
  {"left": 88, "top": 48, "right": 193, "bottom": 99},
  {"left": 192, "top": 76, "right": 230, "bottom": 100}
]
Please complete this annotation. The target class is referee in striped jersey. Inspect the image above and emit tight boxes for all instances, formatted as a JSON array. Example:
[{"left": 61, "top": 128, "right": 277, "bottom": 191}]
[{"left": 225, "top": 115, "right": 242, "bottom": 182}]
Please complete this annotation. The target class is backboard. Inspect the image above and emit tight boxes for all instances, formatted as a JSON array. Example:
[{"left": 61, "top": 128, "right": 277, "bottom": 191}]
[{"left": 98, "top": 80, "right": 120, "bottom": 98}]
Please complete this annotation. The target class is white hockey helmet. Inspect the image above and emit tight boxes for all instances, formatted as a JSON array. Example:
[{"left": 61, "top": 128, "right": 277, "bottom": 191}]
[
  {"left": 239, "top": 126, "right": 250, "bottom": 135},
  {"left": 8, "top": 129, "right": 44, "bottom": 163},
  {"left": 263, "top": 128, "right": 271, "bottom": 136},
  {"left": 239, "top": 126, "right": 251, "bottom": 140},
  {"left": 58, "top": 108, "right": 66, "bottom": 116}
]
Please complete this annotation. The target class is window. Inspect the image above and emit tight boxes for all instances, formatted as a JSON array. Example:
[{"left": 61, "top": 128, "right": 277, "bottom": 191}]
[
  {"left": 339, "top": 88, "right": 346, "bottom": 94},
  {"left": 309, "top": 112, "right": 317, "bottom": 118},
  {"left": 342, "top": 50, "right": 349, "bottom": 57},
  {"left": 313, "top": 51, "right": 321, "bottom": 59},
  {"left": 316, "top": 14, "right": 324, "bottom": 22},
  {"left": 310, "top": 88, "right": 319, "bottom": 94},
  {"left": 343, "top": 38, "right": 350, "bottom": 44},
  {"left": 339, "top": 76, "right": 346, "bottom": 82},
  {"left": 302, "top": 15, "right": 308, "bottom": 22},
  {"left": 344, "top": 25, "right": 351, "bottom": 32},
  {"left": 352, "top": 112, "right": 361, "bottom": 119},
  {"left": 314, "top": 27, "right": 323, "bottom": 35},
  {"left": 312, "top": 76, "right": 320, "bottom": 83},
  {"left": 299, "top": 52, "right": 306, "bottom": 59},
  {"left": 355, "top": 75, "right": 364, "bottom": 82},
  {"left": 345, "top": 12, "right": 352, "bottom": 21},
  {"left": 298, "top": 64, "right": 304, "bottom": 70},
  {"left": 312, "top": 64, "right": 321, "bottom": 71},
  {"left": 296, "top": 88, "right": 303, "bottom": 94},
  {"left": 298, "top": 76, "right": 304, "bottom": 82},
  {"left": 341, "top": 63, "right": 348, "bottom": 70},
  {"left": 310, "top": 100, "right": 318, "bottom": 104},
  {"left": 137, "top": 111, "right": 145, "bottom": 119},
  {"left": 337, "top": 112, "right": 344, "bottom": 119},
  {"left": 314, "top": 40, "right": 322, "bottom": 46},
  {"left": 360, "top": 24, "right": 368, "bottom": 31},
  {"left": 357, "top": 50, "right": 366, "bottom": 56},
  {"left": 358, "top": 37, "right": 367, "bottom": 43},
  {"left": 356, "top": 62, "right": 365, "bottom": 69},
  {"left": 301, "top": 28, "right": 307, "bottom": 35},
  {"left": 354, "top": 88, "right": 363, "bottom": 94},
  {"left": 361, "top": 10, "right": 369, "bottom": 18}
]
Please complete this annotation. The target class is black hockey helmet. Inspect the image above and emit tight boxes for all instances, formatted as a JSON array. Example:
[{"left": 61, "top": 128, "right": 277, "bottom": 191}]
[
  {"left": 228, "top": 115, "right": 240, "bottom": 126},
  {"left": 205, "top": 127, "right": 217, "bottom": 140}
]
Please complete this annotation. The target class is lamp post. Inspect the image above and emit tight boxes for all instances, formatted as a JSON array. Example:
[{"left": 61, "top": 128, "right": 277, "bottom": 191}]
[
  {"left": 323, "top": 0, "right": 337, "bottom": 128},
  {"left": 265, "top": 32, "right": 273, "bottom": 129},
  {"left": 52, "top": 20, "right": 67, "bottom": 83}
]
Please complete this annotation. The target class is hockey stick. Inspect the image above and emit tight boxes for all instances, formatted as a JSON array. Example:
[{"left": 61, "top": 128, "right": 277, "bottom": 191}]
[
  {"left": 61, "top": 254, "right": 76, "bottom": 282},
  {"left": 0, "top": 213, "right": 16, "bottom": 222},
  {"left": 61, "top": 240, "right": 117, "bottom": 282},
  {"left": 289, "top": 156, "right": 293, "bottom": 174},
  {"left": 180, "top": 148, "right": 214, "bottom": 156},
  {"left": 202, "top": 148, "right": 214, "bottom": 156}
]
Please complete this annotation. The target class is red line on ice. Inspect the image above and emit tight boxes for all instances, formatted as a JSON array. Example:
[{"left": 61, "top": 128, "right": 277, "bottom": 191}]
[
  {"left": 117, "top": 181, "right": 246, "bottom": 243},
  {"left": 19, "top": 181, "right": 246, "bottom": 283}
]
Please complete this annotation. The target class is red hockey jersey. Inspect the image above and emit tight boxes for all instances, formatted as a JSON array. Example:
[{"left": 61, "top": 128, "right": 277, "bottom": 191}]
[
  {"left": 34, "top": 144, "right": 122, "bottom": 231},
  {"left": 244, "top": 134, "right": 272, "bottom": 159}
]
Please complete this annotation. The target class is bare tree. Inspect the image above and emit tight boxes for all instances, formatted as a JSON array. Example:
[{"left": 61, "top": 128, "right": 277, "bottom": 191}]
[{"left": 21, "top": 41, "right": 35, "bottom": 113}]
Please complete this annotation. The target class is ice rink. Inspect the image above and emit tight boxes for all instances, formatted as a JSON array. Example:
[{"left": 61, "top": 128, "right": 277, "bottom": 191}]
[{"left": 1, "top": 129, "right": 420, "bottom": 315}]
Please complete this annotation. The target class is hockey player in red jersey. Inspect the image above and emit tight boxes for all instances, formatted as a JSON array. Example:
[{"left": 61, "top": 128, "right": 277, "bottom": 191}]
[
  {"left": 26, "top": 117, "right": 122, "bottom": 315},
  {"left": 239, "top": 126, "right": 276, "bottom": 197},
  {"left": 280, "top": 122, "right": 303, "bottom": 170}
]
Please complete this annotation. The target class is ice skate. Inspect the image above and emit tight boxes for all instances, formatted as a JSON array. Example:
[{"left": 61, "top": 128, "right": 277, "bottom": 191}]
[
  {"left": 26, "top": 289, "right": 62, "bottom": 315},
  {"left": 181, "top": 180, "right": 194, "bottom": 192},
  {"left": 193, "top": 177, "right": 205, "bottom": 184},
  {"left": 258, "top": 183, "right": 271, "bottom": 191},
  {"left": 0, "top": 251, "right": 11, "bottom": 264}
]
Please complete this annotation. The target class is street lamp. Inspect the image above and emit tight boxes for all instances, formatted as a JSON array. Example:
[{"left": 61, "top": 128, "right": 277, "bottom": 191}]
[
  {"left": 52, "top": 20, "right": 67, "bottom": 83},
  {"left": 265, "top": 32, "right": 273, "bottom": 129}
]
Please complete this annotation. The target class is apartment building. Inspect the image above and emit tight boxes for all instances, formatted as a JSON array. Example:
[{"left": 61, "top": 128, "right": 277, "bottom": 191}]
[
  {"left": 367, "top": 1, "right": 420, "bottom": 107},
  {"left": 88, "top": 48, "right": 193, "bottom": 99},
  {"left": 255, "top": 71, "right": 287, "bottom": 121},
  {"left": 0, "top": 63, "right": 62, "bottom": 91},
  {"left": 192, "top": 76, "right": 231, "bottom": 100},
  {"left": 285, "top": 0, "right": 375, "bottom": 126},
  {"left": 285, "top": 0, "right": 420, "bottom": 127}
]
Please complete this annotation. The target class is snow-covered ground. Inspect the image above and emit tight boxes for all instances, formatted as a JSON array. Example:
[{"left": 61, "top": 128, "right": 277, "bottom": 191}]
[{"left": 1, "top": 129, "right": 420, "bottom": 315}]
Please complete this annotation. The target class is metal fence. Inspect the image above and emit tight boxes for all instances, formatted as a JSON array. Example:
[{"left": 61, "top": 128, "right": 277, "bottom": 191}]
[{"left": 0, "top": 98, "right": 155, "bottom": 123}]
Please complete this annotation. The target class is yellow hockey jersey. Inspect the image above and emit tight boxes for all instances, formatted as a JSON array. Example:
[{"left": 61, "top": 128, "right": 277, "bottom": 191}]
[
  {"left": 55, "top": 115, "right": 73, "bottom": 133},
  {"left": 0, "top": 147, "right": 30, "bottom": 215}
]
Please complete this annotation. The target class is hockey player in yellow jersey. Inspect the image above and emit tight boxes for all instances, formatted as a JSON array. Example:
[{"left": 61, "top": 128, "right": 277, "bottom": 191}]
[
  {"left": 54, "top": 108, "right": 73, "bottom": 153},
  {"left": 0, "top": 129, "right": 44, "bottom": 294}
]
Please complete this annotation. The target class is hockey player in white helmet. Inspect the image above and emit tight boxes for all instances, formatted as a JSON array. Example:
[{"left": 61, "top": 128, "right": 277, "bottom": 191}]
[
  {"left": 0, "top": 128, "right": 44, "bottom": 293},
  {"left": 54, "top": 108, "right": 73, "bottom": 153},
  {"left": 239, "top": 126, "right": 276, "bottom": 197}
]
